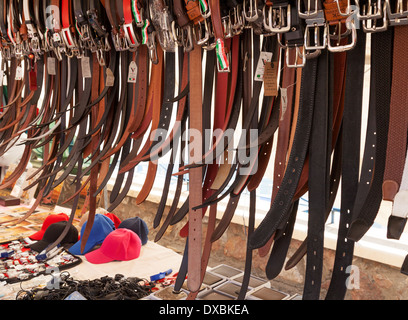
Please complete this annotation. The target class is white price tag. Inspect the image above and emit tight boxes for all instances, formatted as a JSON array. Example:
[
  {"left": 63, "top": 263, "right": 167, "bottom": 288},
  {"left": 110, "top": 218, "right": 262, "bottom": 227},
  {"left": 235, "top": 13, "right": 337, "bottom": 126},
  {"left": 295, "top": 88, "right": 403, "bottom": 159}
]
[
  {"left": 254, "top": 51, "right": 273, "bottom": 82},
  {"left": 128, "top": 61, "right": 137, "bottom": 83}
]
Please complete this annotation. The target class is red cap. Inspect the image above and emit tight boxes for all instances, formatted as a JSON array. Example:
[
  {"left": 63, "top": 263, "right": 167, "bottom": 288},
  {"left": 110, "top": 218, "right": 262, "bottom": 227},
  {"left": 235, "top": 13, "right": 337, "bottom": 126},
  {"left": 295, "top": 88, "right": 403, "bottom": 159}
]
[
  {"left": 29, "top": 213, "right": 69, "bottom": 240},
  {"left": 85, "top": 228, "right": 141, "bottom": 264},
  {"left": 104, "top": 213, "right": 122, "bottom": 229}
]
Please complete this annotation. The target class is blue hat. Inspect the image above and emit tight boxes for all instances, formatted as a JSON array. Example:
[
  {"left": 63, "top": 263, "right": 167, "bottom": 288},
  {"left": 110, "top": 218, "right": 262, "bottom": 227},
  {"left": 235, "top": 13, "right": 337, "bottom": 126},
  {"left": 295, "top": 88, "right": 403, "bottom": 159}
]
[
  {"left": 118, "top": 217, "right": 149, "bottom": 245},
  {"left": 69, "top": 214, "right": 115, "bottom": 255}
]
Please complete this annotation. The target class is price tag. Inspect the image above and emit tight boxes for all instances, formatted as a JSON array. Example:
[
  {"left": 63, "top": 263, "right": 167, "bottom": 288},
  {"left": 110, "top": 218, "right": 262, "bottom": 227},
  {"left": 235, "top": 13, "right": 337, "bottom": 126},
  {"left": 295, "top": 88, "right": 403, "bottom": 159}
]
[
  {"left": 254, "top": 51, "right": 273, "bottom": 82},
  {"left": 128, "top": 61, "right": 137, "bottom": 83}
]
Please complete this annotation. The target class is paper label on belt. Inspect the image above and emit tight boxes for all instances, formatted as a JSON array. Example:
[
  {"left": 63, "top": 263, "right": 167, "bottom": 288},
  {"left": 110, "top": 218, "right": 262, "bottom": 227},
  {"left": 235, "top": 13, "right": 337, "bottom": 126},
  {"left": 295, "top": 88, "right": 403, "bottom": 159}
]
[
  {"left": 105, "top": 68, "right": 115, "bottom": 87},
  {"left": 280, "top": 87, "right": 288, "bottom": 120},
  {"left": 128, "top": 61, "right": 138, "bottom": 83},
  {"left": 254, "top": 51, "right": 273, "bottom": 82},
  {"left": 47, "top": 57, "right": 56, "bottom": 75},
  {"left": 15, "top": 66, "right": 23, "bottom": 80},
  {"left": 81, "top": 56, "right": 92, "bottom": 78},
  {"left": 263, "top": 62, "right": 279, "bottom": 97}
]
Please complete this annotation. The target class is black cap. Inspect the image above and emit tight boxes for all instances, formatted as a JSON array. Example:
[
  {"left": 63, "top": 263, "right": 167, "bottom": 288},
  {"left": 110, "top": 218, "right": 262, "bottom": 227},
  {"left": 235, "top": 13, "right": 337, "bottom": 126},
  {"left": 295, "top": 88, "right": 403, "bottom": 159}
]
[
  {"left": 29, "top": 221, "right": 79, "bottom": 253},
  {"left": 118, "top": 217, "right": 149, "bottom": 245}
]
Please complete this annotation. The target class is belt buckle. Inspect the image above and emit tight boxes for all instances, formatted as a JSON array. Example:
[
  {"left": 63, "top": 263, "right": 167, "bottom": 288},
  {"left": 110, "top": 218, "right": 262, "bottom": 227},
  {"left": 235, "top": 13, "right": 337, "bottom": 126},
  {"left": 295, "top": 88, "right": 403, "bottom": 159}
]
[
  {"left": 160, "top": 9, "right": 177, "bottom": 51},
  {"left": 230, "top": 5, "right": 244, "bottom": 35},
  {"left": 30, "top": 36, "right": 42, "bottom": 55},
  {"left": 123, "top": 22, "right": 140, "bottom": 51},
  {"left": 385, "top": 0, "right": 408, "bottom": 25},
  {"left": 61, "top": 27, "right": 77, "bottom": 49},
  {"left": 147, "top": 31, "right": 159, "bottom": 64},
  {"left": 2, "top": 46, "right": 11, "bottom": 60},
  {"left": 243, "top": 0, "right": 260, "bottom": 22},
  {"left": 79, "top": 24, "right": 92, "bottom": 43},
  {"left": 304, "top": 11, "right": 327, "bottom": 51},
  {"left": 264, "top": 4, "right": 291, "bottom": 33},
  {"left": 193, "top": 19, "right": 210, "bottom": 46},
  {"left": 326, "top": 20, "right": 357, "bottom": 52},
  {"left": 171, "top": 21, "right": 183, "bottom": 47},
  {"left": 360, "top": 1, "right": 389, "bottom": 32},
  {"left": 298, "top": 0, "right": 321, "bottom": 19},
  {"left": 222, "top": 15, "right": 233, "bottom": 39},
  {"left": 112, "top": 32, "right": 129, "bottom": 52},
  {"left": 181, "top": 25, "right": 194, "bottom": 52},
  {"left": 286, "top": 45, "right": 306, "bottom": 68},
  {"left": 333, "top": 0, "right": 357, "bottom": 16}
]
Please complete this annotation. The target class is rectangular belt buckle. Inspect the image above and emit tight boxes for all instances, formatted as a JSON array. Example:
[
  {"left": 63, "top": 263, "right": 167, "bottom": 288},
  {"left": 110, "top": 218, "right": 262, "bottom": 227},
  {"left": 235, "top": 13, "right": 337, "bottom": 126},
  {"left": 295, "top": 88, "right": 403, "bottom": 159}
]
[
  {"left": 243, "top": 0, "right": 260, "bottom": 22},
  {"left": 222, "top": 15, "right": 233, "bottom": 39},
  {"left": 193, "top": 19, "right": 210, "bottom": 46},
  {"left": 385, "top": 0, "right": 408, "bottom": 25},
  {"left": 326, "top": 20, "right": 357, "bottom": 52},
  {"left": 298, "top": 0, "right": 321, "bottom": 19},
  {"left": 230, "top": 5, "right": 244, "bottom": 35},
  {"left": 361, "top": 1, "right": 389, "bottom": 32},
  {"left": 123, "top": 23, "right": 140, "bottom": 51},
  {"left": 263, "top": 4, "right": 291, "bottom": 33},
  {"left": 61, "top": 27, "right": 77, "bottom": 49},
  {"left": 304, "top": 11, "right": 328, "bottom": 51},
  {"left": 286, "top": 45, "right": 306, "bottom": 68}
]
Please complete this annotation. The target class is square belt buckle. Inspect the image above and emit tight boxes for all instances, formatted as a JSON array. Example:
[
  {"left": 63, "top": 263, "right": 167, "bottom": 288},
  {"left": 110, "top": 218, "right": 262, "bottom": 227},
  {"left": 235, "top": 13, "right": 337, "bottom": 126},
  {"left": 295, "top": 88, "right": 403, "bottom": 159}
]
[
  {"left": 304, "top": 10, "right": 327, "bottom": 51},
  {"left": 385, "top": 0, "right": 408, "bottom": 26},
  {"left": 358, "top": 0, "right": 389, "bottom": 32},
  {"left": 263, "top": 4, "right": 291, "bottom": 34}
]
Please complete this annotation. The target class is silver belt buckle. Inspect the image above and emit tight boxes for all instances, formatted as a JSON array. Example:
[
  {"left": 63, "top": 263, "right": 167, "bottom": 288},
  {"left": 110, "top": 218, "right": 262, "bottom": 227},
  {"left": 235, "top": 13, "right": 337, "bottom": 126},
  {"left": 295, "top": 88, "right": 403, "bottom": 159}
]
[
  {"left": 147, "top": 31, "right": 158, "bottom": 64},
  {"left": 360, "top": 1, "right": 389, "bottom": 32},
  {"left": 298, "top": 0, "right": 320, "bottom": 19},
  {"left": 264, "top": 4, "right": 291, "bottom": 33},
  {"left": 286, "top": 45, "right": 306, "bottom": 68},
  {"left": 304, "top": 11, "right": 327, "bottom": 51},
  {"left": 193, "top": 19, "right": 210, "bottom": 46},
  {"left": 123, "top": 23, "right": 140, "bottom": 51},
  {"left": 385, "top": 0, "right": 408, "bottom": 25},
  {"left": 327, "top": 20, "right": 357, "bottom": 52},
  {"left": 243, "top": 0, "right": 260, "bottom": 22},
  {"left": 230, "top": 5, "right": 244, "bottom": 35}
]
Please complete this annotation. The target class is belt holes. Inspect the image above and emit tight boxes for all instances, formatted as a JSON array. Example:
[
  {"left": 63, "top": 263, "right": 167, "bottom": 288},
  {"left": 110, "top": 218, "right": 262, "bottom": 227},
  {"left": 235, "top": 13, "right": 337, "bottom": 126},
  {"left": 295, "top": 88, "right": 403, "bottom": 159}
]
[
  {"left": 295, "top": 157, "right": 299, "bottom": 162},
  {"left": 279, "top": 201, "right": 284, "bottom": 206}
]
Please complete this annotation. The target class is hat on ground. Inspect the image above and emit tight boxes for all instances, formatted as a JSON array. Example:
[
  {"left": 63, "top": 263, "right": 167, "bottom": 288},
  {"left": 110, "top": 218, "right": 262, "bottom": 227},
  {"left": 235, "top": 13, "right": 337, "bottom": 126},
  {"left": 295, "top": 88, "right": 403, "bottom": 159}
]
[
  {"left": 29, "top": 213, "right": 69, "bottom": 241},
  {"left": 85, "top": 228, "right": 142, "bottom": 264},
  {"left": 118, "top": 217, "right": 149, "bottom": 245},
  {"left": 29, "top": 221, "right": 79, "bottom": 253},
  {"left": 69, "top": 214, "right": 115, "bottom": 255}
]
